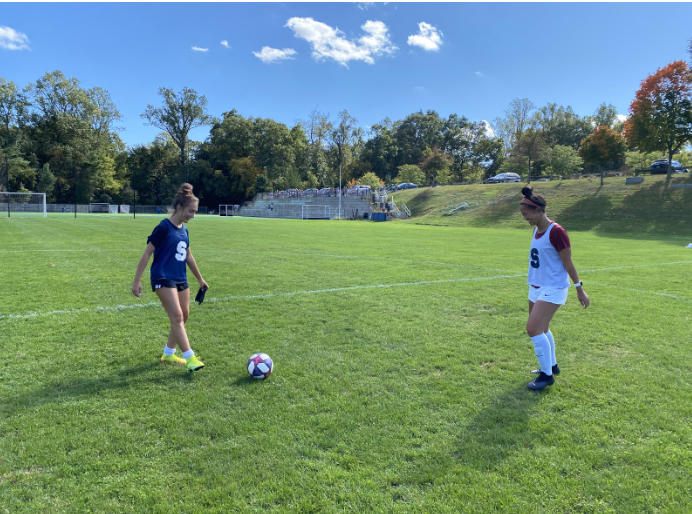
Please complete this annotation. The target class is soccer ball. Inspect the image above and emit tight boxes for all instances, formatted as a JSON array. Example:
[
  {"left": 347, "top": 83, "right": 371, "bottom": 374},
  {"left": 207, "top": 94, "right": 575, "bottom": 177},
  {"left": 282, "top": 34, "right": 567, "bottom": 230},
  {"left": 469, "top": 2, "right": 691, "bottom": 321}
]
[{"left": 247, "top": 353, "right": 273, "bottom": 379}]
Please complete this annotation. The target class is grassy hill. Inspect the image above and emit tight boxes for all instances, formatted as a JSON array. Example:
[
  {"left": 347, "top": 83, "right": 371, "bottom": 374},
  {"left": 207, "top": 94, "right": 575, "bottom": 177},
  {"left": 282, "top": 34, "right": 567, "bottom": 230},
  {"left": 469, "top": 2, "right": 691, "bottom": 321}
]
[{"left": 389, "top": 174, "right": 692, "bottom": 236}]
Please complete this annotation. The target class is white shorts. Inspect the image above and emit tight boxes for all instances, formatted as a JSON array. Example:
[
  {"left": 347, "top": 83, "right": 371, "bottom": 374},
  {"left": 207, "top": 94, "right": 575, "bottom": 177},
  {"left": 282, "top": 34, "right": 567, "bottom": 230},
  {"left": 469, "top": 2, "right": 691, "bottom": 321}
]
[{"left": 528, "top": 285, "right": 569, "bottom": 305}]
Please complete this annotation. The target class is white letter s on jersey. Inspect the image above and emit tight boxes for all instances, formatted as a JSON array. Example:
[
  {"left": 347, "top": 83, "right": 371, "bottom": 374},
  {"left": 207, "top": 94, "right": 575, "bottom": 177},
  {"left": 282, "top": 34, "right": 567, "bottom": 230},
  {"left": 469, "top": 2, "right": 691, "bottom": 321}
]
[{"left": 175, "top": 241, "right": 187, "bottom": 261}]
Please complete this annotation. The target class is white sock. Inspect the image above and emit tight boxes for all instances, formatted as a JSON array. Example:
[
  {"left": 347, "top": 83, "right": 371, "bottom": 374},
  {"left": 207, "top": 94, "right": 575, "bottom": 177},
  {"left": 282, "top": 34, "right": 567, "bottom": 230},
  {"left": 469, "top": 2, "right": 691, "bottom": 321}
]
[
  {"left": 182, "top": 350, "right": 195, "bottom": 360},
  {"left": 163, "top": 346, "right": 176, "bottom": 356},
  {"left": 530, "top": 334, "right": 553, "bottom": 375},
  {"left": 545, "top": 330, "right": 557, "bottom": 366}
]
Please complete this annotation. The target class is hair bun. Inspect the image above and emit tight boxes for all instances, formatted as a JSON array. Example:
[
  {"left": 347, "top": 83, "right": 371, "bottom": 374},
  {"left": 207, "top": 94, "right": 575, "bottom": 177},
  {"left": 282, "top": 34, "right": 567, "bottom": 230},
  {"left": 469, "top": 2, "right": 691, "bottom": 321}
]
[
  {"left": 521, "top": 186, "right": 534, "bottom": 197},
  {"left": 179, "top": 183, "right": 194, "bottom": 197}
]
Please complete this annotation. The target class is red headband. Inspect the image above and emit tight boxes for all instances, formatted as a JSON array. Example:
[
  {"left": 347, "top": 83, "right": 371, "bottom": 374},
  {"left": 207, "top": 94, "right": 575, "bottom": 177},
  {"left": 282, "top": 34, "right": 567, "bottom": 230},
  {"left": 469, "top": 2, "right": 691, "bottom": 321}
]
[{"left": 521, "top": 197, "right": 539, "bottom": 208}]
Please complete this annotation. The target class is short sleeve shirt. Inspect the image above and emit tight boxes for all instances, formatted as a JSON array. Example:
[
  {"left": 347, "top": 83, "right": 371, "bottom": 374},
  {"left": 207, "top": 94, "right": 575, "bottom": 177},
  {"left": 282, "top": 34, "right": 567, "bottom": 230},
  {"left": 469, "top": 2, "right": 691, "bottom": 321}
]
[
  {"left": 147, "top": 219, "right": 189, "bottom": 282},
  {"left": 534, "top": 222, "right": 571, "bottom": 253}
]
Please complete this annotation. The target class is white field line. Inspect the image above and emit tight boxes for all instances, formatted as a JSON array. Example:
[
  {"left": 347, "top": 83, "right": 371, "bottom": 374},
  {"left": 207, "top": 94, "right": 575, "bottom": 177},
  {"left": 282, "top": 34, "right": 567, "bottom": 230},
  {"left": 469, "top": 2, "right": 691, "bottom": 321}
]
[
  {"left": 1, "top": 259, "right": 690, "bottom": 321},
  {"left": 0, "top": 274, "right": 523, "bottom": 321},
  {"left": 581, "top": 261, "right": 692, "bottom": 272},
  {"left": 0, "top": 247, "right": 514, "bottom": 272},
  {"left": 589, "top": 281, "right": 692, "bottom": 303}
]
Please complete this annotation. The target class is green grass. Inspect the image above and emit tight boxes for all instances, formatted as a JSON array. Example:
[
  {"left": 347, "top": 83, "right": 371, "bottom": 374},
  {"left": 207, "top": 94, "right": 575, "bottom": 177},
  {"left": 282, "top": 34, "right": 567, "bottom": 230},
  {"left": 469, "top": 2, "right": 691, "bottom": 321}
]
[
  {"left": 1, "top": 215, "right": 691, "bottom": 513},
  {"left": 391, "top": 174, "right": 692, "bottom": 235}
]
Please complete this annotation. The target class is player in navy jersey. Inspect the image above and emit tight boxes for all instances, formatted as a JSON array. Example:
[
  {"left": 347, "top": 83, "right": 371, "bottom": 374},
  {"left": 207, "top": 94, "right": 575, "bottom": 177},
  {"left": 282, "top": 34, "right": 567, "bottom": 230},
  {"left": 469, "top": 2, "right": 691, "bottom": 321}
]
[
  {"left": 132, "top": 183, "right": 208, "bottom": 372},
  {"left": 519, "top": 186, "right": 589, "bottom": 390}
]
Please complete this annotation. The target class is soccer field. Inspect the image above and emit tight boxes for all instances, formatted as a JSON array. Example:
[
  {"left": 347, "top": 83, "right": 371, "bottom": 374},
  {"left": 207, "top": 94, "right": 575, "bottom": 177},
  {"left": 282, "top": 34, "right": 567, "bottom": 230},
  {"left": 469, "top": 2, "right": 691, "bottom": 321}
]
[{"left": 1, "top": 215, "right": 691, "bottom": 513}]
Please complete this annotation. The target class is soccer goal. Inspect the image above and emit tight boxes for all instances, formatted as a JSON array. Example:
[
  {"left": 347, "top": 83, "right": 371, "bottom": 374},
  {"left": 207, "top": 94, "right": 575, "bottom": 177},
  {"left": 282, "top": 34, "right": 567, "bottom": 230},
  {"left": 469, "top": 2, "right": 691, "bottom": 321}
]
[
  {"left": 301, "top": 205, "right": 330, "bottom": 220},
  {"left": 89, "top": 203, "right": 110, "bottom": 213},
  {"left": 0, "top": 192, "right": 47, "bottom": 218},
  {"left": 219, "top": 204, "right": 234, "bottom": 216}
]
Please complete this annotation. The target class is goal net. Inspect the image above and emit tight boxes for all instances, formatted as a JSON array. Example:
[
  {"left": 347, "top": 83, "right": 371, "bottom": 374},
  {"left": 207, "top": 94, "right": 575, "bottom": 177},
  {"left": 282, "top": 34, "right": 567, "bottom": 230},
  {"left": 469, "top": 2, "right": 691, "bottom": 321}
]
[
  {"left": 301, "top": 205, "right": 330, "bottom": 219},
  {"left": 89, "top": 203, "right": 110, "bottom": 213},
  {"left": 0, "top": 192, "right": 47, "bottom": 218},
  {"left": 219, "top": 204, "right": 238, "bottom": 216}
]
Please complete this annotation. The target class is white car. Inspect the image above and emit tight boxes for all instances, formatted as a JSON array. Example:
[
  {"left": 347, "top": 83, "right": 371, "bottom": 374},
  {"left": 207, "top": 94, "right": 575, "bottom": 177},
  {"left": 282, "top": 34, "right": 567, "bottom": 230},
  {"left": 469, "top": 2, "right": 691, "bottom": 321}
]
[{"left": 487, "top": 173, "right": 521, "bottom": 183}]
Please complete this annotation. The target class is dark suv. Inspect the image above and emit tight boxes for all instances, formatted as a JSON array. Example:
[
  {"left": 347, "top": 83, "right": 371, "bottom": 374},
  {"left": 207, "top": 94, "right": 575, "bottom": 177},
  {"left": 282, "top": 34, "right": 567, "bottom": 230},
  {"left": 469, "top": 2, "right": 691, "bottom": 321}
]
[{"left": 650, "top": 160, "right": 684, "bottom": 174}]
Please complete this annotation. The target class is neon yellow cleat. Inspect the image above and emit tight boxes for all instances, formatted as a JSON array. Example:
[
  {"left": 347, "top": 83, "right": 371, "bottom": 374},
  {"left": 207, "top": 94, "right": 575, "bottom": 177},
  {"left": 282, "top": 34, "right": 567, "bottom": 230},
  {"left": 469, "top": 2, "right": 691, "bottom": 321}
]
[
  {"left": 186, "top": 355, "right": 205, "bottom": 372},
  {"left": 161, "top": 353, "right": 186, "bottom": 365}
]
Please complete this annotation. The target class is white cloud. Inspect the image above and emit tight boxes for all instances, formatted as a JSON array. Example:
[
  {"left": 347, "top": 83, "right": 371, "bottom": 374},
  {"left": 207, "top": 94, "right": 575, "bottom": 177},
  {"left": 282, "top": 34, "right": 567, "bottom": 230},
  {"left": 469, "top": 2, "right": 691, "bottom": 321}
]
[
  {"left": 475, "top": 71, "right": 483, "bottom": 77},
  {"left": 192, "top": 46, "right": 209, "bottom": 52},
  {"left": 407, "top": 22, "right": 443, "bottom": 52},
  {"left": 616, "top": 114, "right": 627, "bottom": 123},
  {"left": 253, "top": 46, "right": 297, "bottom": 63},
  {"left": 285, "top": 17, "right": 397, "bottom": 67},
  {"left": 481, "top": 120, "right": 495, "bottom": 138},
  {"left": 0, "top": 25, "right": 30, "bottom": 51},
  {"left": 357, "top": 2, "right": 375, "bottom": 10},
  {"left": 414, "top": 86, "right": 425, "bottom": 92},
  {"left": 220, "top": 40, "right": 230, "bottom": 49}
]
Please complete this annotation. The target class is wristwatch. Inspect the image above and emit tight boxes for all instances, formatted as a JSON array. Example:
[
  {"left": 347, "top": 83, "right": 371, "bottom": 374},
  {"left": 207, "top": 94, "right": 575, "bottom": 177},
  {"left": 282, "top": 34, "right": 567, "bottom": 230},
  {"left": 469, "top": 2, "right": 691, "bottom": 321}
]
[{"left": 573, "top": 281, "right": 583, "bottom": 288}]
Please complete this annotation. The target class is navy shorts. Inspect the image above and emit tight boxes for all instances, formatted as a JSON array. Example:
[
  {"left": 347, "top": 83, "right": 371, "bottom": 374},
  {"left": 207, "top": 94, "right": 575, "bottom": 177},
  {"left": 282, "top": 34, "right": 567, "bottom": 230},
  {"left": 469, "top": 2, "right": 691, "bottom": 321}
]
[{"left": 151, "top": 279, "right": 189, "bottom": 292}]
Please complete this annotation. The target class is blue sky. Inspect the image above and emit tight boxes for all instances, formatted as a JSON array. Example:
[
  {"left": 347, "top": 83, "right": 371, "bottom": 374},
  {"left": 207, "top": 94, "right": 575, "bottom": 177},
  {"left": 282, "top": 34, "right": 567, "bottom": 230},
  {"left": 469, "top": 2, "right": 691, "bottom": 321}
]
[{"left": 2, "top": 2, "right": 691, "bottom": 147}]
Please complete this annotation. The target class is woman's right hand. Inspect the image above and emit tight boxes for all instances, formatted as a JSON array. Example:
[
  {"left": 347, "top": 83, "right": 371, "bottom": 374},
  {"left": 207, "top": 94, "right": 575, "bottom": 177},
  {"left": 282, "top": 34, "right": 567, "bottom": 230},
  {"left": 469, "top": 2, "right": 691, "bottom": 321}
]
[{"left": 132, "top": 281, "right": 142, "bottom": 298}]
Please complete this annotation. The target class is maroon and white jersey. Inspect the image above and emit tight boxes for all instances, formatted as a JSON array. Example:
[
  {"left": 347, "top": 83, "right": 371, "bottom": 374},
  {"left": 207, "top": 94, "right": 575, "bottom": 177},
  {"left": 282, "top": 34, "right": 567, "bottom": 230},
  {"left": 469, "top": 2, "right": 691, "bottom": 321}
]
[{"left": 527, "top": 222, "right": 570, "bottom": 288}]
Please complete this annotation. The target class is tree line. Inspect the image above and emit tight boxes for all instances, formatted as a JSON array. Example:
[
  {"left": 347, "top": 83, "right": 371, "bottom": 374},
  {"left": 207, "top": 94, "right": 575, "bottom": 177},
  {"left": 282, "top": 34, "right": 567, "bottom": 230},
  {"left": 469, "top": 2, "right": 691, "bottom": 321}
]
[{"left": 2, "top": 45, "right": 691, "bottom": 206}]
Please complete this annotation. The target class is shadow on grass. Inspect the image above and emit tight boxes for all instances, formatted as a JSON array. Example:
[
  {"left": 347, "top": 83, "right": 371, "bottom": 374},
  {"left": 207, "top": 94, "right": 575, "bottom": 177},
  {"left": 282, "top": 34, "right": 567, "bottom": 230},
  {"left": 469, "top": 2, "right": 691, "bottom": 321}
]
[
  {"left": 549, "top": 177, "right": 692, "bottom": 237},
  {"left": 0, "top": 363, "right": 196, "bottom": 415},
  {"left": 452, "top": 383, "right": 548, "bottom": 470},
  {"left": 232, "top": 375, "right": 266, "bottom": 386},
  {"left": 552, "top": 193, "right": 614, "bottom": 232},
  {"left": 401, "top": 382, "right": 547, "bottom": 486}
]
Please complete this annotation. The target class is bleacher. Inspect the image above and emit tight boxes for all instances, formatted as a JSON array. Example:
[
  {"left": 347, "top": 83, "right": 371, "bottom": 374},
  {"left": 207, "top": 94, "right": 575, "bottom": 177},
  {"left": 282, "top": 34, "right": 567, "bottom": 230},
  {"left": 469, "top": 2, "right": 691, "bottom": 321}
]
[{"left": 238, "top": 194, "right": 375, "bottom": 219}]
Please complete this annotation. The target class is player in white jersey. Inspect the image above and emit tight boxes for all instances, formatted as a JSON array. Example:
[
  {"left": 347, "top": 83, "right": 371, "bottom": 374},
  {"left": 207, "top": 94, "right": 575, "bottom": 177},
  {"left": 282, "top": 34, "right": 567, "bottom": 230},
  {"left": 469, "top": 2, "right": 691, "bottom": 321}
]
[{"left": 519, "top": 186, "right": 590, "bottom": 390}]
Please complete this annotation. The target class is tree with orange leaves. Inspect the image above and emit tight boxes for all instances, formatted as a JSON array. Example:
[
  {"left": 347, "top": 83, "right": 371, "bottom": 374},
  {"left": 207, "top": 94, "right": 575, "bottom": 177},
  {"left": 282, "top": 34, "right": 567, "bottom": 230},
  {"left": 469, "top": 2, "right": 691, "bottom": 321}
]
[
  {"left": 578, "top": 126, "right": 626, "bottom": 186},
  {"left": 623, "top": 60, "right": 692, "bottom": 179}
]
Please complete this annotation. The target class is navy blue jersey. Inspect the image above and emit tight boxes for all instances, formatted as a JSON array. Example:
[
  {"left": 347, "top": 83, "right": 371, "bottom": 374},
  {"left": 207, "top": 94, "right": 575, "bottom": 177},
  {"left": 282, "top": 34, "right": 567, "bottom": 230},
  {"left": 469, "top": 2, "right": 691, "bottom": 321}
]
[{"left": 147, "top": 219, "right": 189, "bottom": 281}]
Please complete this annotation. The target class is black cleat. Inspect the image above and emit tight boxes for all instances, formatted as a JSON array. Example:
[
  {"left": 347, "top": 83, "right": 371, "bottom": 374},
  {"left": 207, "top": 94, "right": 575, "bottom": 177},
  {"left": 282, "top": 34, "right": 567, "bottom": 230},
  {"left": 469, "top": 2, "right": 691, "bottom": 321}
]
[
  {"left": 527, "top": 371, "right": 555, "bottom": 390},
  {"left": 531, "top": 364, "right": 560, "bottom": 376}
]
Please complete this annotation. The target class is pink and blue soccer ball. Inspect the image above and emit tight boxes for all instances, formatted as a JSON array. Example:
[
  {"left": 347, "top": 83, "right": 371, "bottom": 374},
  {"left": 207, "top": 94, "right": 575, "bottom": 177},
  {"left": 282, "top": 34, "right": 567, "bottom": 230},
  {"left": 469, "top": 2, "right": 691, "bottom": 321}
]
[{"left": 247, "top": 353, "right": 273, "bottom": 379}]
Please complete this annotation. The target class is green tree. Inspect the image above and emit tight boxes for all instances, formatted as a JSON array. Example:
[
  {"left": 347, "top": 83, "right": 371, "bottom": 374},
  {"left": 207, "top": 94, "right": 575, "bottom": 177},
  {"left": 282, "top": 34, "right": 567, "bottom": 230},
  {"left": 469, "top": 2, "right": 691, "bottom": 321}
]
[
  {"left": 625, "top": 150, "right": 658, "bottom": 175},
  {"left": 329, "top": 110, "right": 360, "bottom": 189},
  {"left": 513, "top": 128, "right": 547, "bottom": 182},
  {"left": 141, "top": 87, "right": 213, "bottom": 173},
  {"left": 360, "top": 118, "right": 398, "bottom": 179},
  {"left": 469, "top": 137, "right": 505, "bottom": 181},
  {"left": 357, "top": 171, "right": 383, "bottom": 189},
  {"left": 493, "top": 98, "right": 535, "bottom": 153},
  {"left": 304, "top": 108, "right": 332, "bottom": 186},
  {"left": 419, "top": 146, "right": 451, "bottom": 186},
  {"left": 25, "top": 70, "right": 124, "bottom": 202},
  {"left": 443, "top": 115, "right": 490, "bottom": 182},
  {"left": 544, "top": 144, "right": 583, "bottom": 177},
  {"left": 227, "top": 157, "right": 263, "bottom": 200},
  {"left": 578, "top": 126, "right": 627, "bottom": 186},
  {"left": 592, "top": 103, "right": 622, "bottom": 133},
  {"left": 623, "top": 61, "right": 692, "bottom": 179},
  {"left": 393, "top": 110, "right": 444, "bottom": 167},
  {"left": 128, "top": 134, "right": 180, "bottom": 205},
  {"left": 396, "top": 164, "right": 424, "bottom": 185},
  {"left": 535, "top": 103, "right": 593, "bottom": 149}
]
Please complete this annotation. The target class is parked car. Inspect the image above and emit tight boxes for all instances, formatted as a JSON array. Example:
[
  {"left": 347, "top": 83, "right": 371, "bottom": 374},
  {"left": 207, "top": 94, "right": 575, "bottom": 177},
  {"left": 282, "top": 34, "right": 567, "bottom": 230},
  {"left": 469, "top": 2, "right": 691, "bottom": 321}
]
[
  {"left": 395, "top": 183, "right": 418, "bottom": 190},
  {"left": 487, "top": 173, "right": 521, "bottom": 183},
  {"left": 650, "top": 160, "right": 683, "bottom": 174},
  {"left": 318, "top": 187, "right": 333, "bottom": 196},
  {"left": 304, "top": 188, "right": 318, "bottom": 196}
]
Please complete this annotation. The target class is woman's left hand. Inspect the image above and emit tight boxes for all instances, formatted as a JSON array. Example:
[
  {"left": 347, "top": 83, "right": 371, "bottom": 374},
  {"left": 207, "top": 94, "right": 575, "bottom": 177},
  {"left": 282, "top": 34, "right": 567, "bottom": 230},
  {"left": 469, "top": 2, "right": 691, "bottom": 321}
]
[
  {"left": 577, "top": 289, "right": 590, "bottom": 309},
  {"left": 199, "top": 279, "right": 209, "bottom": 290}
]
